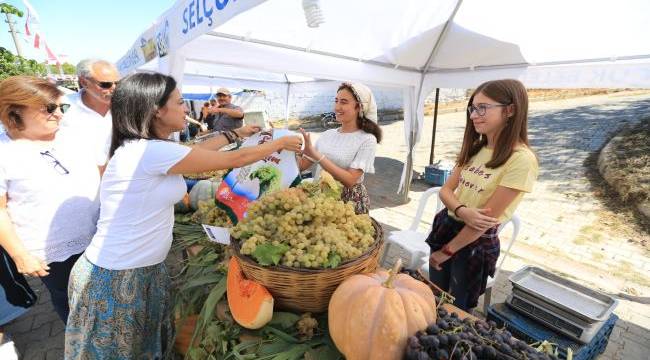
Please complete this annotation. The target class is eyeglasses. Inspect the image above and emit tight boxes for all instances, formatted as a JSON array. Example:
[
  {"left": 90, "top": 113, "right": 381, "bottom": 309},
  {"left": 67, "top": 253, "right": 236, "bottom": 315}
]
[
  {"left": 89, "top": 78, "right": 119, "bottom": 89},
  {"left": 44, "top": 103, "right": 71, "bottom": 114},
  {"left": 467, "top": 103, "right": 509, "bottom": 117},
  {"left": 40, "top": 150, "right": 69, "bottom": 175}
]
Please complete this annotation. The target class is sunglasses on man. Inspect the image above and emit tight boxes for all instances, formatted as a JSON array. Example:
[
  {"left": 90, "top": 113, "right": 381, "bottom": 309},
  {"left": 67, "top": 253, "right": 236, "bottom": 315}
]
[
  {"left": 88, "top": 78, "right": 119, "bottom": 89},
  {"left": 44, "top": 103, "right": 71, "bottom": 114}
]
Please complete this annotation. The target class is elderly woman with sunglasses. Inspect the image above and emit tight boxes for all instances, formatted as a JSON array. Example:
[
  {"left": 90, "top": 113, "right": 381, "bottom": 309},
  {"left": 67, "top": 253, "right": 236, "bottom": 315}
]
[{"left": 0, "top": 76, "right": 102, "bottom": 323}]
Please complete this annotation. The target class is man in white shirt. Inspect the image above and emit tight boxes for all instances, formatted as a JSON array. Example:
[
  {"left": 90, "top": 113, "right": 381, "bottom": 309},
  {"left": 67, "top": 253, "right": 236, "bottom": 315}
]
[{"left": 58, "top": 59, "right": 120, "bottom": 172}]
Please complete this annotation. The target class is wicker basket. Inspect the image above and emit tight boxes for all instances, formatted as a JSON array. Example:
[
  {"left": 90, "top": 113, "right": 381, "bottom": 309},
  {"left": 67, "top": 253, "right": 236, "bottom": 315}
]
[{"left": 231, "top": 218, "right": 384, "bottom": 313}]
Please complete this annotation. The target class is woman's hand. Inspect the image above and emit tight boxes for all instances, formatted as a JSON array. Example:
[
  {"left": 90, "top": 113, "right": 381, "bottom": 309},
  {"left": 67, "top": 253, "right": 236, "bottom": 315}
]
[
  {"left": 457, "top": 207, "right": 498, "bottom": 232},
  {"left": 13, "top": 251, "right": 50, "bottom": 277},
  {"left": 278, "top": 135, "right": 303, "bottom": 153},
  {"left": 298, "top": 128, "right": 316, "bottom": 158},
  {"left": 234, "top": 125, "right": 261, "bottom": 138},
  {"left": 429, "top": 250, "right": 451, "bottom": 271}
]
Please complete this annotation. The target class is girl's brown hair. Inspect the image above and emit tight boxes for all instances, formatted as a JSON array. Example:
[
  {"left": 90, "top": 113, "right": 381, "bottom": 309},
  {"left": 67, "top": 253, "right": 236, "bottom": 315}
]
[
  {"left": 457, "top": 79, "right": 530, "bottom": 168},
  {"left": 0, "top": 76, "right": 63, "bottom": 132},
  {"left": 337, "top": 83, "right": 382, "bottom": 143}
]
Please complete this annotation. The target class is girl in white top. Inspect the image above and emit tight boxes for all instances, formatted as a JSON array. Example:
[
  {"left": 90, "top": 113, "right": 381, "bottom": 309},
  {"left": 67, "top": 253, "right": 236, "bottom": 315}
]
[
  {"left": 299, "top": 82, "right": 382, "bottom": 214},
  {"left": 0, "top": 76, "right": 101, "bottom": 323},
  {"left": 64, "top": 73, "right": 301, "bottom": 359}
]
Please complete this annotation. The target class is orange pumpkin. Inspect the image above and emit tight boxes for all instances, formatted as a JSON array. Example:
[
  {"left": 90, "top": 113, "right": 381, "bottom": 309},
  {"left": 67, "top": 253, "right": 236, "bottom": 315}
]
[
  {"left": 227, "top": 257, "right": 274, "bottom": 329},
  {"left": 328, "top": 259, "right": 437, "bottom": 360}
]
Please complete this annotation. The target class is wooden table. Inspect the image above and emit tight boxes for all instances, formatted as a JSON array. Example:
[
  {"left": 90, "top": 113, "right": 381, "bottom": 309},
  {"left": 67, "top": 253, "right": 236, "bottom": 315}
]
[{"left": 441, "top": 303, "right": 478, "bottom": 321}]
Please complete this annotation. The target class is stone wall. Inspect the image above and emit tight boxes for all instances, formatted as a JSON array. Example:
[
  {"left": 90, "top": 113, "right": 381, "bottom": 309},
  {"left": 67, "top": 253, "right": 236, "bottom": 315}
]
[
  {"left": 227, "top": 81, "right": 404, "bottom": 121},
  {"left": 220, "top": 83, "right": 471, "bottom": 122}
]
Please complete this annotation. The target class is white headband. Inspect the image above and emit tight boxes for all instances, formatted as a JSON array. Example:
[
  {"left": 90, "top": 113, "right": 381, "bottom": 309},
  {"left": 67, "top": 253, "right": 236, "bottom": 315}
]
[{"left": 343, "top": 82, "right": 378, "bottom": 123}]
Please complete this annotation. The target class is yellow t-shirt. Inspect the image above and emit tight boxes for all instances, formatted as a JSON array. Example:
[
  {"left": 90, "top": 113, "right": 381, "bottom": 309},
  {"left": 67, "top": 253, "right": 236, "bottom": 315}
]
[{"left": 451, "top": 146, "right": 538, "bottom": 223}]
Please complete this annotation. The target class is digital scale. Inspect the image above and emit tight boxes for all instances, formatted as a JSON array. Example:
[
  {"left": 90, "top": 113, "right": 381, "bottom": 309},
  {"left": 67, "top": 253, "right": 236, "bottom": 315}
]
[{"left": 506, "top": 266, "right": 618, "bottom": 344}]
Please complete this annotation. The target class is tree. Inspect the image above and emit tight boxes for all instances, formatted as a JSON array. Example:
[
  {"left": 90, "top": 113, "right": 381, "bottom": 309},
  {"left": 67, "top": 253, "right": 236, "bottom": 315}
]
[
  {"left": 42, "top": 62, "right": 76, "bottom": 75},
  {"left": 0, "top": 47, "right": 46, "bottom": 80},
  {"left": 61, "top": 62, "right": 76, "bottom": 75},
  {"left": 0, "top": 3, "right": 23, "bottom": 17}
]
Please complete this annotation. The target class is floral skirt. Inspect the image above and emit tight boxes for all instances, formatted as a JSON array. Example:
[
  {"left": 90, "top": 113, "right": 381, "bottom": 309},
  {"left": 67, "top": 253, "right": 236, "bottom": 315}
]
[
  {"left": 341, "top": 183, "right": 370, "bottom": 214},
  {"left": 64, "top": 255, "right": 174, "bottom": 360}
]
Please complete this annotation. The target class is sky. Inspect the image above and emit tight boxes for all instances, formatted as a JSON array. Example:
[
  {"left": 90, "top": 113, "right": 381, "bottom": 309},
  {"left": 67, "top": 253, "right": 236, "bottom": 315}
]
[{"left": 0, "top": 0, "right": 176, "bottom": 64}]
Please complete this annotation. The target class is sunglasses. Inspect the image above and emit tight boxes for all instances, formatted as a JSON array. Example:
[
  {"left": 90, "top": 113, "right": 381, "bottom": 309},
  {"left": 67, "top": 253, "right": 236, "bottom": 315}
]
[
  {"left": 44, "top": 103, "right": 71, "bottom": 114},
  {"left": 89, "top": 78, "right": 119, "bottom": 89},
  {"left": 40, "top": 150, "right": 69, "bottom": 175}
]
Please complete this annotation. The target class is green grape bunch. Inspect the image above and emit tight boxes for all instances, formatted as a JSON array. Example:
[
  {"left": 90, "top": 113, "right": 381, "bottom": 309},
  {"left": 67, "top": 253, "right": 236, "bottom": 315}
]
[
  {"left": 190, "top": 201, "right": 233, "bottom": 227},
  {"left": 232, "top": 187, "right": 375, "bottom": 269}
]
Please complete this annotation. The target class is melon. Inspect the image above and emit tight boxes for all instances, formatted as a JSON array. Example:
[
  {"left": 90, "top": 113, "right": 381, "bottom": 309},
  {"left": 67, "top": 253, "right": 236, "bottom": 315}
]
[
  {"left": 188, "top": 179, "right": 220, "bottom": 210},
  {"left": 227, "top": 257, "right": 274, "bottom": 329}
]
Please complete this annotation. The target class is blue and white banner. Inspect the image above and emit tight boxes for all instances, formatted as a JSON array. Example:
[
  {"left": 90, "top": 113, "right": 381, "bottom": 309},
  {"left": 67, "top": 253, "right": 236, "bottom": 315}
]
[{"left": 117, "top": 0, "right": 267, "bottom": 75}]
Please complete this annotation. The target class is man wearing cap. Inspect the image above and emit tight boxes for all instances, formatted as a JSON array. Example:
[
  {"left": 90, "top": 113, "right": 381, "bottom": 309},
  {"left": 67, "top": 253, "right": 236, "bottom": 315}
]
[
  {"left": 58, "top": 59, "right": 120, "bottom": 172},
  {"left": 208, "top": 88, "right": 245, "bottom": 132}
]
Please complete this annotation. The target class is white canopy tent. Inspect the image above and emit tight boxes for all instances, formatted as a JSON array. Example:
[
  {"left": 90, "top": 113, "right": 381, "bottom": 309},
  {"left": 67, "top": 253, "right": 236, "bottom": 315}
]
[{"left": 117, "top": 0, "right": 650, "bottom": 199}]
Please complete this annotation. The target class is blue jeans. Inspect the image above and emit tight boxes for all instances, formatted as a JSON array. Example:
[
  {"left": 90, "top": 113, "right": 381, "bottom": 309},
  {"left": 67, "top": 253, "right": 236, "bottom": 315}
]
[{"left": 40, "top": 253, "right": 82, "bottom": 323}]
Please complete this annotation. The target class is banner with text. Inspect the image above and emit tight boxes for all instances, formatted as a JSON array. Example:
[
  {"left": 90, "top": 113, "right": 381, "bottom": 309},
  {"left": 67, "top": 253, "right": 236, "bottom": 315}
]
[{"left": 117, "top": 0, "right": 267, "bottom": 75}]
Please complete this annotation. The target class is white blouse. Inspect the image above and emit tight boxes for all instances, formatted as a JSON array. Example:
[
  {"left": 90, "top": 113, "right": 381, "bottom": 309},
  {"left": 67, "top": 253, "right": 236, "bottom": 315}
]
[
  {"left": 0, "top": 132, "right": 100, "bottom": 263},
  {"left": 314, "top": 129, "right": 377, "bottom": 184}
]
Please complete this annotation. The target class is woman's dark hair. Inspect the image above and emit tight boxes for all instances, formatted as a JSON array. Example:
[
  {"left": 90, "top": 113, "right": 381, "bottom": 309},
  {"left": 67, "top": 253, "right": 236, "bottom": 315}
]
[
  {"left": 109, "top": 72, "right": 176, "bottom": 157},
  {"left": 457, "top": 79, "right": 531, "bottom": 168},
  {"left": 337, "top": 83, "right": 382, "bottom": 143}
]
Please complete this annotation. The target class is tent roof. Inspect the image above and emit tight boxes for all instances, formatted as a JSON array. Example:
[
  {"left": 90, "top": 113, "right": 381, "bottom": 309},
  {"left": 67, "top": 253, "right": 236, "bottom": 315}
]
[
  {"left": 118, "top": 0, "right": 650, "bottom": 89},
  {"left": 116, "top": 0, "right": 650, "bottom": 196}
]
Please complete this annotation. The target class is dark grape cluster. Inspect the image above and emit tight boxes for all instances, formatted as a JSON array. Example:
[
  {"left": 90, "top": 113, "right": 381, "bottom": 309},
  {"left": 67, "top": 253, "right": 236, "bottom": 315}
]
[{"left": 405, "top": 307, "right": 559, "bottom": 360}]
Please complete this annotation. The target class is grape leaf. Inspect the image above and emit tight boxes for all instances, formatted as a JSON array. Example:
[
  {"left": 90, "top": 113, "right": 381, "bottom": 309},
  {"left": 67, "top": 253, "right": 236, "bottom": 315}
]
[
  {"left": 252, "top": 243, "right": 290, "bottom": 266},
  {"left": 268, "top": 312, "right": 301, "bottom": 329},
  {"left": 323, "top": 252, "right": 341, "bottom": 269}
]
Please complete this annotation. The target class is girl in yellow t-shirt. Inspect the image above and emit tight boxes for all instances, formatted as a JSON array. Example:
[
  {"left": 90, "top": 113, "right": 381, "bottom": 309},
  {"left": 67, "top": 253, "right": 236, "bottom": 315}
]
[{"left": 426, "top": 79, "right": 538, "bottom": 311}]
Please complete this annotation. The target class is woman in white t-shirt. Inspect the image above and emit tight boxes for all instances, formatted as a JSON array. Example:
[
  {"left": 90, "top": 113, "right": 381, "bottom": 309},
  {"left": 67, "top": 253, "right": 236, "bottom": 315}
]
[
  {"left": 64, "top": 73, "right": 302, "bottom": 359},
  {"left": 0, "top": 76, "right": 101, "bottom": 323},
  {"left": 299, "top": 82, "right": 382, "bottom": 214}
]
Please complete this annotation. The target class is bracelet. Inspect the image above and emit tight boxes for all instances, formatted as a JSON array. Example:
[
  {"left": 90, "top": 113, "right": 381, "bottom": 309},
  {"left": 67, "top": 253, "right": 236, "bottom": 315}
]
[
  {"left": 302, "top": 154, "right": 325, "bottom": 164},
  {"left": 229, "top": 130, "right": 241, "bottom": 140},
  {"left": 453, "top": 204, "right": 466, "bottom": 217},
  {"left": 222, "top": 131, "right": 234, "bottom": 144},
  {"left": 441, "top": 244, "right": 455, "bottom": 257}
]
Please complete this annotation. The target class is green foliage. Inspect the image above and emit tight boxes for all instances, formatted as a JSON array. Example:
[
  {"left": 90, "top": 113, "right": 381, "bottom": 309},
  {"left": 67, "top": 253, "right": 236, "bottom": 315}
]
[
  {"left": 323, "top": 252, "right": 341, "bottom": 269},
  {"left": 171, "top": 220, "right": 343, "bottom": 360},
  {"left": 61, "top": 62, "right": 76, "bottom": 75},
  {"left": 252, "top": 243, "right": 290, "bottom": 266},
  {"left": 0, "top": 3, "right": 23, "bottom": 17},
  {"left": 42, "top": 62, "right": 77, "bottom": 76},
  {"left": 267, "top": 312, "right": 301, "bottom": 330},
  {"left": 0, "top": 47, "right": 46, "bottom": 80}
]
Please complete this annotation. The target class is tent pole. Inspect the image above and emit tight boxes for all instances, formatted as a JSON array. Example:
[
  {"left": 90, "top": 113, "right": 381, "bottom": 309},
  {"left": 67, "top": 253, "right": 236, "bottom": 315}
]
[
  {"left": 284, "top": 74, "right": 291, "bottom": 127},
  {"left": 429, "top": 88, "right": 440, "bottom": 165},
  {"left": 400, "top": 0, "right": 464, "bottom": 203}
]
